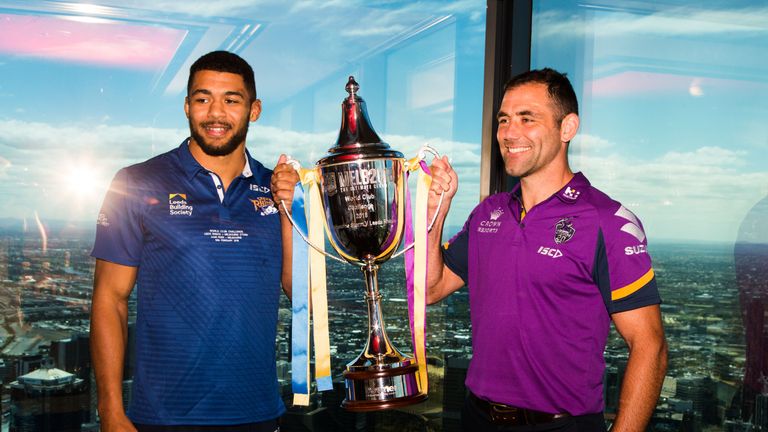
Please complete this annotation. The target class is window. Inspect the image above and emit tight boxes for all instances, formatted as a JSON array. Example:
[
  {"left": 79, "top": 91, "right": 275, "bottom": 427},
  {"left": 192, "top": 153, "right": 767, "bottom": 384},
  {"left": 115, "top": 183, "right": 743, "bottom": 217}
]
[
  {"left": 0, "top": 1, "right": 485, "bottom": 429},
  {"left": 532, "top": 1, "right": 768, "bottom": 428}
]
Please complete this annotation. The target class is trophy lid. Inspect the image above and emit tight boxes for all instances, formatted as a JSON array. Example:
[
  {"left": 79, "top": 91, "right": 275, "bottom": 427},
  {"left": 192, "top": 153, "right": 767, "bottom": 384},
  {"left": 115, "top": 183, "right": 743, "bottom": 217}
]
[{"left": 318, "top": 76, "right": 403, "bottom": 165}]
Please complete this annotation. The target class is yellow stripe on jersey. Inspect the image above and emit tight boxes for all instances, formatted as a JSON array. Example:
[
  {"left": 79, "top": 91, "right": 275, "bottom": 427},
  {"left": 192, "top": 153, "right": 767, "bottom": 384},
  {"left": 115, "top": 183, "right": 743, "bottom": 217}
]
[{"left": 612, "top": 268, "right": 655, "bottom": 301}]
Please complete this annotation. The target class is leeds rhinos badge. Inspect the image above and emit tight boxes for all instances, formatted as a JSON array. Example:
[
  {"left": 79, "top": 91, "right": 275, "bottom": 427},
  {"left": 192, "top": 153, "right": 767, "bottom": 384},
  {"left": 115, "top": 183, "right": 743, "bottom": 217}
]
[{"left": 554, "top": 217, "right": 575, "bottom": 244}]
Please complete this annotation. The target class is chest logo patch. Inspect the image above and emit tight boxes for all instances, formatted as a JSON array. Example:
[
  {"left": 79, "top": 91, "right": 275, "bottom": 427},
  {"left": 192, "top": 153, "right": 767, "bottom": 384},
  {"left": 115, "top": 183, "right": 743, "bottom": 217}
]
[
  {"left": 477, "top": 207, "right": 504, "bottom": 234},
  {"left": 562, "top": 186, "right": 580, "bottom": 200},
  {"left": 169, "top": 193, "right": 193, "bottom": 216},
  {"left": 554, "top": 217, "right": 575, "bottom": 244},
  {"left": 251, "top": 197, "right": 278, "bottom": 216},
  {"left": 250, "top": 184, "right": 271, "bottom": 194}
]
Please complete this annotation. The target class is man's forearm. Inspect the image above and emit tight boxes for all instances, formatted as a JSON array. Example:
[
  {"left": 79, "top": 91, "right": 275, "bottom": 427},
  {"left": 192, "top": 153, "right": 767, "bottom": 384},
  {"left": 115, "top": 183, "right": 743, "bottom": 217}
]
[
  {"left": 280, "top": 212, "right": 293, "bottom": 299},
  {"left": 612, "top": 339, "right": 668, "bottom": 431},
  {"left": 90, "top": 295, "right": 129, "bottom": 419}
]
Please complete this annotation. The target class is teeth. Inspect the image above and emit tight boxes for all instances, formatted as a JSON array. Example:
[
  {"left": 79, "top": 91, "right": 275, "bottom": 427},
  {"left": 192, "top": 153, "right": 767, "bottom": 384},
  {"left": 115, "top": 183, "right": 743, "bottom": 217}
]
[{"left": 506, "top": 146, "right": 530, "bottom": 154}]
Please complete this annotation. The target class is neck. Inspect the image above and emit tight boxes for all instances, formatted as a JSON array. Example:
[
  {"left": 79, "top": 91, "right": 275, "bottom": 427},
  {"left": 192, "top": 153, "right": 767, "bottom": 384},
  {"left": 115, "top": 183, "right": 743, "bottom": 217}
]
[
  {"left": 188, "top": 139, "right": 247, "bottom": 190},
  {"left": 519, "top": 167, "right": 574, "bottom": 211}
]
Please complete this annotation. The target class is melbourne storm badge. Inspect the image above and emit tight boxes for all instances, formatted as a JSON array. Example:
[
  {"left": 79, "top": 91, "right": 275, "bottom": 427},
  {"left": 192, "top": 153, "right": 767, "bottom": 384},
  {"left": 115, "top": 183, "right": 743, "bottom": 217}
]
[{"left": 554, "top": 217, "right": 575, "bottom": 244}]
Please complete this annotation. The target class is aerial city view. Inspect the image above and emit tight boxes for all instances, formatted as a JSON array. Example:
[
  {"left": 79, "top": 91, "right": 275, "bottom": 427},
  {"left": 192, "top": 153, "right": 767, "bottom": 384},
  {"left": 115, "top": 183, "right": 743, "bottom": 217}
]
[{"left": 0, "top": 216, "right": 766, "bottom": 431}]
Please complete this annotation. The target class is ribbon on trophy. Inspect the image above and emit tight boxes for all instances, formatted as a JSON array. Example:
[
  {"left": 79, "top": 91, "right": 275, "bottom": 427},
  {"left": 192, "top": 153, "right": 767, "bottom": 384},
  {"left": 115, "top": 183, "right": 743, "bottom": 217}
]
[
  {"left": 290, "top": 170, "right": 333, "bottom": 407},
  {"left": 403, "top": 152, "right": 432, "bottom": 394}
]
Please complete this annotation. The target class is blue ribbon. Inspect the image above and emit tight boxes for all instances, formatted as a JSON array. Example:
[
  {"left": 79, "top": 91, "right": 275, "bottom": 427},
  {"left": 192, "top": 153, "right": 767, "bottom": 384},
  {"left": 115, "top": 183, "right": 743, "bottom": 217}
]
[{"left": 290, "top": 185, "right": 311, "bottom": 404}]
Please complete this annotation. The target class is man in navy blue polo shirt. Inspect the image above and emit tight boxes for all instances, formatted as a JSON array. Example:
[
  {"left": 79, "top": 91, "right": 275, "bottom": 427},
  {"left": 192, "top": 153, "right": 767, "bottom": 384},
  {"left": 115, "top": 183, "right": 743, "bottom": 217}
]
[
  {"left": 426, "top": 69, "right": 668, "bottom": 431},
  {"left": 90, "top": 51, "right": 298, "bottom": 431}
]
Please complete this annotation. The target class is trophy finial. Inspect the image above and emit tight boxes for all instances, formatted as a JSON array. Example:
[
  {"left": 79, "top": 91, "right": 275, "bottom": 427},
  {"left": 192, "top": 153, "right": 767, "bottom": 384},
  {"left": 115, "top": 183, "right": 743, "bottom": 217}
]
[
  {"left": 346, "top": 76, "right": 359, "bottom": 97},
  {"left": 320, "top": 75, "right": 404, "bottom": 164}
]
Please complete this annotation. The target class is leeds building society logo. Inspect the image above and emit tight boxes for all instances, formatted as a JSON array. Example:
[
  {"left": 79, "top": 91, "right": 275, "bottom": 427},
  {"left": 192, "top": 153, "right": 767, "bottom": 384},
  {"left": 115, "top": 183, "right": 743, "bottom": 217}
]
[
  {"left": 251, "top": 197, "right": 278, "bottom": 216},
  {"left": 169, "top": 193, "right": 193, "bottom": 216},
  {"left": 554, "top": 217, "right": 575, "bottom": 244}
]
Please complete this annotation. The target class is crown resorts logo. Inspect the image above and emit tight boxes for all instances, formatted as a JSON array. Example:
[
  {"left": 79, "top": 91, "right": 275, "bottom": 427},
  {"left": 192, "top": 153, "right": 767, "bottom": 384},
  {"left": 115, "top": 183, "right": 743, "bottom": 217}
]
[
  {"left": 169, "top": 193, "right": 193, "bottom": 216},
  {"left": 478, "top": 207, "right": 504, "bottom": 233},
  {"left": 251, "top": 197, "right": 278, "bottom": 216}
]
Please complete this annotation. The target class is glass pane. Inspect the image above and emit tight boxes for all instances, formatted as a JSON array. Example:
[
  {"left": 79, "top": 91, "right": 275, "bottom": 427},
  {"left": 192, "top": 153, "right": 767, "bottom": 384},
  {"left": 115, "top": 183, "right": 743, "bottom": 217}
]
[
  {"left": 0, "top": 1, "right": 484, "bottom": 429},
  {"left": 532, "top": 1, "right": 768, "bottom": 429}
]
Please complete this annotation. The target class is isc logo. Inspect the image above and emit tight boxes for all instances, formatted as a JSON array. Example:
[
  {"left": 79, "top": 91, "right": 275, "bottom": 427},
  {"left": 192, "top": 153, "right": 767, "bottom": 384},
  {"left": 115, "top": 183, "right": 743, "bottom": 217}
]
[{"left": 537, "top": 246, "right": 563, "bottom": 258}]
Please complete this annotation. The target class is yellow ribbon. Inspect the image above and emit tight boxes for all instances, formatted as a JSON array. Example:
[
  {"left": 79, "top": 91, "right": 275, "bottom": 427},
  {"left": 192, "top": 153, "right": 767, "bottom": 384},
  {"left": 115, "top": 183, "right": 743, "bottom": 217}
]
[
  {"left": 406, "top": 155, "right": 431, "bottom": 393},
  {"left": 300, "top": 168, "right": 333, "bottom": 392}
]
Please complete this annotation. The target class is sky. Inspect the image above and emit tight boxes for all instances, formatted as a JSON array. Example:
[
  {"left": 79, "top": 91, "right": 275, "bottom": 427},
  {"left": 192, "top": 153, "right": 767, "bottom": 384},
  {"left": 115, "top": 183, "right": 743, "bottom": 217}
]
[{"left": 0, "top": 0, "right": 766, "bottom": 244}]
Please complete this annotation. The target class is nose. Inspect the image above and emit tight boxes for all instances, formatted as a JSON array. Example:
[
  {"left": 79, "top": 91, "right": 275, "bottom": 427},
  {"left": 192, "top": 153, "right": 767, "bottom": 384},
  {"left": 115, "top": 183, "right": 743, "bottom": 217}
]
[
  {"left": 498, "top": 121, "right": 520, "bottom": 143},
  {"left": 207, "top": 98, "right": 226, "bottom": 118}
]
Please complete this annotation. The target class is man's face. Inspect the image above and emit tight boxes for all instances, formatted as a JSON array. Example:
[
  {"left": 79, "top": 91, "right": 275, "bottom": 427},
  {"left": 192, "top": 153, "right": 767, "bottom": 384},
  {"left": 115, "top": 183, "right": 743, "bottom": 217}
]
[
  {"left": 185, "top": 70, "right": 261, "bottom": 157},
  {"left": 496, "top": 82, "right": 568, "bottom": 179}
]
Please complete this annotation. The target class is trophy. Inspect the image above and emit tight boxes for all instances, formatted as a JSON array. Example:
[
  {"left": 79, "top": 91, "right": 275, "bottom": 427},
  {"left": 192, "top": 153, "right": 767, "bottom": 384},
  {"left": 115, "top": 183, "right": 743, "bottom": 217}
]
[{"left": 285, "top": 76, "right": 435, "bottom": 411}]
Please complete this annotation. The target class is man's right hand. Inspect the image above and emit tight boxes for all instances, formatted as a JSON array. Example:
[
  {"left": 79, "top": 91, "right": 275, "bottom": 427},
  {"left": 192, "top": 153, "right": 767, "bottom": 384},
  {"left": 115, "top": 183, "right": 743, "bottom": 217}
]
[
  {"left": 99, "top": 411, "right": 137, "bottom": 432},
  {"left": 428, "top": 155, "right": 458, "bottom": 220}
]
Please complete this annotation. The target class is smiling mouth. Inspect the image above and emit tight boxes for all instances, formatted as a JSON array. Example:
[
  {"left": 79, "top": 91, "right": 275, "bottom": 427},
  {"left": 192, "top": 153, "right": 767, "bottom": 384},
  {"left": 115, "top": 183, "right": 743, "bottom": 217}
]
[
  {"left": 202, "top": 123, "right": 230, "bottom": 136},
  {"left": 505, "top": 146, "right": 531, "bottom": 154}
]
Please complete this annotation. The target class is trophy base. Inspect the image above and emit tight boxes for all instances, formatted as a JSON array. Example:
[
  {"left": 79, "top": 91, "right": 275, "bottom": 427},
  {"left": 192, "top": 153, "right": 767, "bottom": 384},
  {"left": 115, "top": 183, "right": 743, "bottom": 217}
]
[{"left": 341, "top": 362, "right": 427, "bottom": 412}]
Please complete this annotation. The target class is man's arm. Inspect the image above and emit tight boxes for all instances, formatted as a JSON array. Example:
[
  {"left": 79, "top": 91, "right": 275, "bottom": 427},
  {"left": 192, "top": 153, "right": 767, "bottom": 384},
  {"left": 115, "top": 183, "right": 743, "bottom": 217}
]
[
  {"left": 426, "top": 156, "right": 464, "bottom": 304},
  {"left": 90, "top": 259, "right": 138, "bottom": 432},
  {"left": 272, "top": 154, "right": 300, "bottom": 299},
  {"left": 611, "top": 304, "right": 668, "bottom": 431}
]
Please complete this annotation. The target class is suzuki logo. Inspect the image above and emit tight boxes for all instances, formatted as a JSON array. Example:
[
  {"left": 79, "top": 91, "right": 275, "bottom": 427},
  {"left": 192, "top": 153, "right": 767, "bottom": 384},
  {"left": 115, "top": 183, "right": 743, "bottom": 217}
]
[{"left": 615, "top": 205, "right": 646, "bottom": 242}]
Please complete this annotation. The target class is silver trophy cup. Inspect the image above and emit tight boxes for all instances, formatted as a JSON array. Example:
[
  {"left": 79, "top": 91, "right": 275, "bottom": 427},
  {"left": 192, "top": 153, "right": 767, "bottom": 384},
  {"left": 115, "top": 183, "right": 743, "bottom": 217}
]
[{"left": 288, "top": 77, "right": 427, "bottom": 411}]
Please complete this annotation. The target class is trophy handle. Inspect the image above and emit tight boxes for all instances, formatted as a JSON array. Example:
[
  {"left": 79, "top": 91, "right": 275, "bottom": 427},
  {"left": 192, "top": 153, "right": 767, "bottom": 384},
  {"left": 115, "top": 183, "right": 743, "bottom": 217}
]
[
  {"left": 279, "top": 158, "right": 348, "bottom": 264},
  {"left": 390, "top": 145, "right": 445, "bottom": 260}
]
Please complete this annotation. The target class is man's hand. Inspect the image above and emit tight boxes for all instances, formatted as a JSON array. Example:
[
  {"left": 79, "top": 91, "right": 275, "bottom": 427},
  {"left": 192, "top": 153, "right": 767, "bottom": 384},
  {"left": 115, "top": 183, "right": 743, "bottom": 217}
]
[
  {"left": 271, "top": 154, "right": 300, "bottom": 214},
  {"left": 99, "top": 412, "right": 137, "bottom": 432},
  {"left": 428, "top": 155, "right": 458, "bottom": 221}
]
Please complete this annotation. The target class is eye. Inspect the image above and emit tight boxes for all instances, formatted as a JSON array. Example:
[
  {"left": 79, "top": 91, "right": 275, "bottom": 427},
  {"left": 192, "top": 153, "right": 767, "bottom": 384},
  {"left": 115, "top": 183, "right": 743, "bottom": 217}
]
[
  {"left": 225, "top": 98, "right": 241, "bottom": 104},
  {"left": 498, "top": 117, "right": 509, "bottom": 125}
]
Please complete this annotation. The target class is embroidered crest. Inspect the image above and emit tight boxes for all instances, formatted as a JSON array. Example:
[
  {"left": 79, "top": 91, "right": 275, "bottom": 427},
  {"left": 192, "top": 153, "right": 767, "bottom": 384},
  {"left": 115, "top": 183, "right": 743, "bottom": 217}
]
[
  {"left": 554, "top": 217, "right": 575, "bottom": 244},
  {"left": 251, "top": 197, "right": 278, "bottom": 216}
]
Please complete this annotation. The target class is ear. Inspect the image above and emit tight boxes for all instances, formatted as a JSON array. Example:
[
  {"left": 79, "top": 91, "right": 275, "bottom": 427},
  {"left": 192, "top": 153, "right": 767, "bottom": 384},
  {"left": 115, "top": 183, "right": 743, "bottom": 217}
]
[
  {"left": 560, "top": 113, "right": 579, "bottom": 143},
  {"left": 184, "top": 96, "right": 190, "bottom": 119},
  {"left": 250, "top": 99, "right": 262, "bottom": 122}
]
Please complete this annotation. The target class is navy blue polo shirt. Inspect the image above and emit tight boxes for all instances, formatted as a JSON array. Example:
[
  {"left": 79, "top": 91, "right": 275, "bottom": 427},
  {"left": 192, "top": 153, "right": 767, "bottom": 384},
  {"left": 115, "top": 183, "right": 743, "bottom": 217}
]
[
  {"left": 443, "top": 172, "right": 660, "bottom": 415},
  {"left": 92, "top": 140, "right": 285, "bottom": 425}
]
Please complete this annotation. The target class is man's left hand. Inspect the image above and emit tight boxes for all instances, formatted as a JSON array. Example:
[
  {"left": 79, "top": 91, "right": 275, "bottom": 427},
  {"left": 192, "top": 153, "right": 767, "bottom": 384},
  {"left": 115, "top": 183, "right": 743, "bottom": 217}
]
[{"left": 271, "top": 154, "right": 300, "bottom": 214}]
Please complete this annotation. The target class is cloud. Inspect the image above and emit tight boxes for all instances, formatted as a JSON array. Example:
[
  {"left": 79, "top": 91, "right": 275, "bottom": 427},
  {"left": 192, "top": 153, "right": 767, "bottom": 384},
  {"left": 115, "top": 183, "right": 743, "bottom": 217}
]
[
  {"left": 573, "top": 135, "right": 768, "bottom": 242},
  {"left": 5, "top": 119, "right": 760, "bottom": 242},
  {"left": 537, "top": 6, "right": 768, "bottom": 39}
]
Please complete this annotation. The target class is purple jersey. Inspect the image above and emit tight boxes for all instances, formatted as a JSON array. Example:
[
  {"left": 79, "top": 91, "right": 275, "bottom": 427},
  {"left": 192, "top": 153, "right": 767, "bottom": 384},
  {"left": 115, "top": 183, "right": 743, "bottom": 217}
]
[{"left": 442, "top": 172, "right": 660, "bottom": 415}]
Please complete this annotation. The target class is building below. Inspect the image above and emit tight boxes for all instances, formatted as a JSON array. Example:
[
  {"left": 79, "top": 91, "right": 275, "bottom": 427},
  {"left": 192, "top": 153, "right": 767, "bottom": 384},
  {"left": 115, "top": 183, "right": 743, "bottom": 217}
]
[{"left": 9, "top": 362, "right": 89, "bottom": 432}]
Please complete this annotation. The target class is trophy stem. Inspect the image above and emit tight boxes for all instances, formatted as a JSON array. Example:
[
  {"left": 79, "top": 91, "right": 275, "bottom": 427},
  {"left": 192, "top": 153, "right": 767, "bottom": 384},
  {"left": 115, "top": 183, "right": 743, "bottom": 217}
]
[
  {"left": 361, "top": 259, "right": 401, "bottom": 361},
  {"left": 341, "top": 256, "right": 427, "bottom": 411}
]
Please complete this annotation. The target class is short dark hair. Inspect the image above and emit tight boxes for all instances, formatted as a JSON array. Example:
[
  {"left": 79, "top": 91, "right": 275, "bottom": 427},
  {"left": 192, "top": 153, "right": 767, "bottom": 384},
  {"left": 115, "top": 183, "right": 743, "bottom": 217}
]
[
  {"left": 187, "top": 51, "right": 256, "bottom": 102},
  {"left": 503, "top": 68, "right": 578, "bottom": 121}
]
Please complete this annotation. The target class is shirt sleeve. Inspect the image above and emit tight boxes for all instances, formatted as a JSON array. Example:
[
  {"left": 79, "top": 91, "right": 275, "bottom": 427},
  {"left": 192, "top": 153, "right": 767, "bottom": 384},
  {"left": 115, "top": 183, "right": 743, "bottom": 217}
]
[
  {"left": 442, "top": 222, "right": 470, "bottom": 284},
  {"left": 593, "top": 205, "right": 661, "bottom": 314},
  {"left": 91, "top": 168, "right": 144, "bottom": 267}
]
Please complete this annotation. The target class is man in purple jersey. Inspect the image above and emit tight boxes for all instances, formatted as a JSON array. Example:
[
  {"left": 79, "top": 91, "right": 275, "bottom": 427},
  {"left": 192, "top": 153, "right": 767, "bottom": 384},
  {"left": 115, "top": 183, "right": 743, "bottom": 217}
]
[{"left": 426, "top": 68, "right": 667, "bottom": 431}]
